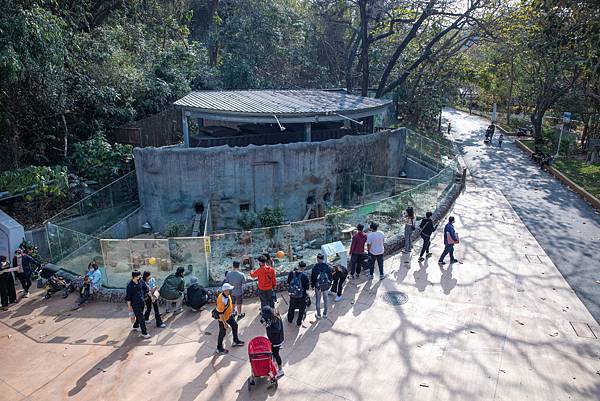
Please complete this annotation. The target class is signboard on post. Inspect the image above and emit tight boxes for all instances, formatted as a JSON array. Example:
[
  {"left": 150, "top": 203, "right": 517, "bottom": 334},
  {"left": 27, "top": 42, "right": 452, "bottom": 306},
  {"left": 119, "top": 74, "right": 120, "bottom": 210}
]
[{"left": 320, "top": 241, "right": 348, "bottom": 268}]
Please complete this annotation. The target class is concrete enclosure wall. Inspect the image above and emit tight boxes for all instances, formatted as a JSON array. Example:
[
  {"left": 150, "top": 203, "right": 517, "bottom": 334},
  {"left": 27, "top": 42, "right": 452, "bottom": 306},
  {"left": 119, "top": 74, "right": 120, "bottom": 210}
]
[{"left": 134, "top": 129, "right": 407, "bottom": 231}]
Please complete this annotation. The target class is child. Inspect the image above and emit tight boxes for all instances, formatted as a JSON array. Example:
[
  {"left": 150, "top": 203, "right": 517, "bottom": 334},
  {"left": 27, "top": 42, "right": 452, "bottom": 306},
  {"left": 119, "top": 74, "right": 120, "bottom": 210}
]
[{"left": 498, "top": 133, "right": 504, "bottom": 148}]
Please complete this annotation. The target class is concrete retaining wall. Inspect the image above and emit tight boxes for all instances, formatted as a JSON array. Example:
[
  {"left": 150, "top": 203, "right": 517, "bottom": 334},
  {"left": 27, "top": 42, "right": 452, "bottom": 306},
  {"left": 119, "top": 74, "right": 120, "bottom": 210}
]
[{"left": 134, "top": 129, "right": 407, "bottom": 231}]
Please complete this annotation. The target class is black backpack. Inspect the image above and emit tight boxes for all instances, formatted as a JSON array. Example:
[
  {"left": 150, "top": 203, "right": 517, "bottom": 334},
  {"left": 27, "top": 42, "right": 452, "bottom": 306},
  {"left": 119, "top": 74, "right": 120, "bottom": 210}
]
[
  {"left": 317, "top": 267, "right": 331, "bottom": 291},
  {"left": 288, "top": 272, "right": 304, "bottom": 298}
]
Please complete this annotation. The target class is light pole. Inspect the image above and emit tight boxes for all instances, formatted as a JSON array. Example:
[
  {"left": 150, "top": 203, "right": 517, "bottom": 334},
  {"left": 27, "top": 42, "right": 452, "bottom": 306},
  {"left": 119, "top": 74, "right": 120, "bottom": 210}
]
[{"left": 555, "top": 112, "right": 571, "bottom": 158}]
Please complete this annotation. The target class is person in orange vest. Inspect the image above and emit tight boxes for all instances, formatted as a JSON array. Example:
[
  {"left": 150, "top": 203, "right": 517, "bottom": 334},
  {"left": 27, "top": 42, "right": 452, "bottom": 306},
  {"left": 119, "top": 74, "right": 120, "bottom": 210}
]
[
  {"left": 250, "top": 255, "right": 276, "bottom": 308},
  {"left": 215, "top": 283, "right": 244, "bottom": 354}
]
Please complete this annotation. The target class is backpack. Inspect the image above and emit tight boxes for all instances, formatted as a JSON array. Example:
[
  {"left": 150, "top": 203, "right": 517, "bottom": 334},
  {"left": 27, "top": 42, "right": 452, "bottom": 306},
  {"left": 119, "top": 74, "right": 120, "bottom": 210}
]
[
  {"left": 288, "top": 272, "right": 304, "bottom": 298},
  {"left": 317, "top": 267, "right": 331, "bottom": 291}
]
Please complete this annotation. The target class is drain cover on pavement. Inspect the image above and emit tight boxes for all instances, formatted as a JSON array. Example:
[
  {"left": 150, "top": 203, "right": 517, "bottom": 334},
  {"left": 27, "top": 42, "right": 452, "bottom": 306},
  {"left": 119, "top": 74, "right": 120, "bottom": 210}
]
[{"left": 381, "top": 291, "right": 409, "bottom": 306}]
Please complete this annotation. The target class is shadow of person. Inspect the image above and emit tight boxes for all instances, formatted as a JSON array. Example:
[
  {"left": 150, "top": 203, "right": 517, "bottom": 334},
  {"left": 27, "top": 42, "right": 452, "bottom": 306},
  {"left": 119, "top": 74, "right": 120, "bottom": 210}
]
[
  {"left": 413, "top": 260, "right": 430, "bottom": 292},
  {"left": 439, "top": 265, "right": 457, "bottom": 295},
  {"left": 68, "top": 334, "right": 139, "bottom": 396}
]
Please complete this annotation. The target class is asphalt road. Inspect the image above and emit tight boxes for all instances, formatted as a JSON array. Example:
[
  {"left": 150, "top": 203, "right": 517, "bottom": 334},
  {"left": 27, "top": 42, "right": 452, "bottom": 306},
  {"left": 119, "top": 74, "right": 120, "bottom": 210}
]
[{"left": 443, "top": 107, "right": 600, "bottom": 323}]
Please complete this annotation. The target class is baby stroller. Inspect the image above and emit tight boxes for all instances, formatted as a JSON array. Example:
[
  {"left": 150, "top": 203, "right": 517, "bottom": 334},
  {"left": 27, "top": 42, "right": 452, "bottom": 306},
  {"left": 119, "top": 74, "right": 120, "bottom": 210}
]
[
  {"left": 37, "top": 264, "right": 74, "bottom": 299},
  {"left": 247, "top": 336, "right": 278, "bottom": 391}
]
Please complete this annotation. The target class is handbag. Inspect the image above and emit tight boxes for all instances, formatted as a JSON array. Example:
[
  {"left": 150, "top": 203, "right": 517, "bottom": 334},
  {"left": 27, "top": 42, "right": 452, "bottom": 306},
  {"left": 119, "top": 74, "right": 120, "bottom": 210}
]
[
  {"left": 446, "top": 232, "right": 460, "bottom": 244},
  {"left": 304, "top": 294, "right": 311, "bottom": 307}
]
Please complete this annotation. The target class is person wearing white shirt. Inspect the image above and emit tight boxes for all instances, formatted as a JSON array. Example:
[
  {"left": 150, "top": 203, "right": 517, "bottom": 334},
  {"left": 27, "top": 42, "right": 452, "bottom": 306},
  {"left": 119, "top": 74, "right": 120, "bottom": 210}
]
[{"left": 366, "top": 222, "right": 385, "bottom": 279}]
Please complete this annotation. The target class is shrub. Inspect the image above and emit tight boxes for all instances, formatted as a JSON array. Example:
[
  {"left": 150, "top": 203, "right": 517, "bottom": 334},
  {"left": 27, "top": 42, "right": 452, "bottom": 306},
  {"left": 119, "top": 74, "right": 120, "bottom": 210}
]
[
  {"left": 256, "top": 206, "right": 285, "bottom": 228},
  {"left": 237, "top": 212, "right": 258, "bottom": 230}
]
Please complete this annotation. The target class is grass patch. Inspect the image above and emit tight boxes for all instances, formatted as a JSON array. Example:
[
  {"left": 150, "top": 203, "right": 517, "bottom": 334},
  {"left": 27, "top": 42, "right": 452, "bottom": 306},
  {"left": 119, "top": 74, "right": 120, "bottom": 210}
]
[{"left": 520, "top": 139, "right": 600, "bottom": 198}]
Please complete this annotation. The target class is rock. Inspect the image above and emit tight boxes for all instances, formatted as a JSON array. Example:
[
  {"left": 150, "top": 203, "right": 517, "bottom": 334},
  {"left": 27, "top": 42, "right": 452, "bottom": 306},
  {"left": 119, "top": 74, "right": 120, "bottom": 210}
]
[{"left": 145, "top": 351, "right": 153, "bottom": 356}]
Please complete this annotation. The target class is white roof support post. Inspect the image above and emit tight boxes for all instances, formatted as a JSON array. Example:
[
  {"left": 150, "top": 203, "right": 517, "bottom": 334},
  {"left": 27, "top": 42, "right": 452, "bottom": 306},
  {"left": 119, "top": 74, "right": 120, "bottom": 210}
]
[
  {"left": 182, "top": 109, "right": 190, "bottom": 147},
  {"left": 304, "top": 122, "right": 312, "bottom": 142}
]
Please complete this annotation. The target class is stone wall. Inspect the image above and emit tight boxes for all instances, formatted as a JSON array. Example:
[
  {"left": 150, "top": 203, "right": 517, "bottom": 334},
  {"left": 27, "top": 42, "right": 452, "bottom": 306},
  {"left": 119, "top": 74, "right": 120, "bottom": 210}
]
[{"left": 134, "top": 129, "right": 407, "bottom": 232}]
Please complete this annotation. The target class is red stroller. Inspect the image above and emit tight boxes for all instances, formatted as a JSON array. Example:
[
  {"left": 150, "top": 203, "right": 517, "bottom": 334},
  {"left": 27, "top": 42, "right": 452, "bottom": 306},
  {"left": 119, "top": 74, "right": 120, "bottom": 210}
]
[{"left": 247, "top": 336, "right": 278, "bottom": 391}]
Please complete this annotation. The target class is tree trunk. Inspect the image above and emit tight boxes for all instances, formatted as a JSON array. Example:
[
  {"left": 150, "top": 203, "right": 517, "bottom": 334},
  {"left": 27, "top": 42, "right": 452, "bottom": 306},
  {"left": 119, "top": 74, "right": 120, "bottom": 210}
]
[
  {"left": 358, "top": 0, "right": 369, "bottom": 96},
  {"left": 207, "top": 0, "right": 220, "bottom": 66},
  {"left": 531, "top": 110, "right": 544, "bottom": 144},
  {"left": 507, "top": 53, "right": 514, "bottom": 126},
  {"left": 61, "top": 114, "right": 69, "bottom": 159}
]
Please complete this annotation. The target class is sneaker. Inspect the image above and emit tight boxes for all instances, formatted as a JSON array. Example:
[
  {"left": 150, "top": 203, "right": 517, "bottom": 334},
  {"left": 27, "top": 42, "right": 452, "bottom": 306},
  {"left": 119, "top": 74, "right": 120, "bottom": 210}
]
[
  {"left": 296, "top": 322, "right": 302, "bottom": 327},
  {"left": 335, "top": 295, "right": 343, "bottom": 302},
  {"left": 350, "top": 274, "right": 355, "bottom": 279},
  {"left": 232, "top": 340, "right": 245, "bottom": 347},
  {"left": 157, "top": 323, "right": 166, "bottom": 328},
  {"left": 323, "top": 313, "right": 328, "bottom": 319},
  {"left": 24, "top": 292, "right": 30, "bottom": 298},
  {"left": 237, "top": 313, "right": 246, "bottom": 321},
  {"left": 215, "top": 348, "right": 229, "bottom": 355},
  {"left": 426, "top": 253, "right": 433, "bottom": 258},
  {"left": 140, "top": 333, "right": 151, "bottom": 339},
  {"left": 276, "top": 368, "right": 285, "bottom": 378},
  {"left": 315, "top": 314, "right": 322, "bottom": 320},
  {"left": 144, "top": 320, "right": 150, "bottom": 324},
  {"left": 450, "top": 259, "right": 459, "bottom": 264},
  {"left": 438, "top": 261, "right": 445, "bottom": 265},
  {"left": 174, "top": 307, "right": 183, "bottom": 314},
  {"left": 368, "top": 274, "right": 374, "bottom": 279},
  {"left": 1, "top": 307, "right": 8, "bottom": 311},
  {"left": 379, "top": 275, "right": 386, "bottom": 280},
  {"left": 418, "top": 257, "right": 425, "bottom": 262}
]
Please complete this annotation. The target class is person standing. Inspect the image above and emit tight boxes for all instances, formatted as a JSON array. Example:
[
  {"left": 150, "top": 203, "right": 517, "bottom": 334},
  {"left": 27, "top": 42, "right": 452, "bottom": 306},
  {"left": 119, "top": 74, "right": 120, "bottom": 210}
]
[
  {"left": 330, "top": 264, "right": 348, "bottom": 302},
  {"left": 348, "top": 224, "right": 367, "bottom": 279},
  {"left": 286, "top": 261, "right": 309, "bottom": 326},
  {"left": 498, "top": 133, "right": 504, "bottom": 148},
  {"left": 261, "top": 305, "right": 285, "bottom": 378},
  {"left": 418, "top": 212, "right": 438, "bottom": 262},
  {"left": 438, "top": 216, "right": 459, "bottom": 265},
  {"left": 447, "top": 122, "right": 452, "bottom": 135},
  {"left": 125, "top": 271, "right": 151, "bottom": 339},
  {"left": 402, "top": 207, "right": 416, "bottom": 253},
  {"left": 13, "top": 249, "right": 39, "bottom": 298},
  {"left": 0, "top": 256, "right": 18, "bottom": 311},
  {"left": 225, "top": 261, "right": 246, "bottom": 321},
  {"left": 215, "top": 283, "right": 245, "bottom": 354},
  {"left": 310, "top": 254, "right": 332, "bottom": 319},
  {"left": 142, "top": 271, "right": 166, "bottom": 328},
  {"left": 367, "top": 222, "right": 385, "bottom": 279},
  {"left": 250, "top": 255, "right": 276, "bottom": 308},
  {"left": 160, "top": 266, "right": 185, "bottom": 313}
]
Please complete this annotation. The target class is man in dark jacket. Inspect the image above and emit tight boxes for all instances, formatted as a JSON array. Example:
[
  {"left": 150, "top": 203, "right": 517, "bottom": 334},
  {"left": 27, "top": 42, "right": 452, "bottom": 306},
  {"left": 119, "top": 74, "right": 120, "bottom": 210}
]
[
  {"left": 186, "top": 276, "right": 208, "bottom": 311},
  {"left": 418, "top": 212, "right": 438, "bottom": 262},
  {"left": 160, "top": 266, "right": 185, "bottom": 313},
  {"left": 13, "top": 249, "right": 40, "bottom": 298},
  {"left": 286, "top": 261, "right": 310, "bottom": 326},
  {"left": 125, "top": 270, "right": 150, "bottom": 339},
  {"left": 310, "top": 254, "right": 332, "bottom": 319}
]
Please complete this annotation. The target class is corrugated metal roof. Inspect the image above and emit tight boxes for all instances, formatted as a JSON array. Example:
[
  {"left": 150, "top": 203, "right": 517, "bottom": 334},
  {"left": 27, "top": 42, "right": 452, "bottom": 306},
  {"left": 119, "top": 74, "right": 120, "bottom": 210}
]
[{"left": 173, "top": 90, "right": 391, "bottom": 116}]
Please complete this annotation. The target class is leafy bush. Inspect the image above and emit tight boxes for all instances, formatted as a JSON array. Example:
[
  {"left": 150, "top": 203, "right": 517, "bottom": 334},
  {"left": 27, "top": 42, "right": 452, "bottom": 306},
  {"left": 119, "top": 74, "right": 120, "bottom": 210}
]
[
  {"left": 0, "top": 165, "right": 68, "bottom": 201},
  {"left": 69, "top": 134, "right": 133, "bottom": 185},
  {"left": 164, "top": 221, "right": 191, "bottom": 237},
  {"left": 237, "top": 212, "right": 258, "bottom": 230},
  {"left": 256, "top": 207, "right": 285, "bottom": 228}
]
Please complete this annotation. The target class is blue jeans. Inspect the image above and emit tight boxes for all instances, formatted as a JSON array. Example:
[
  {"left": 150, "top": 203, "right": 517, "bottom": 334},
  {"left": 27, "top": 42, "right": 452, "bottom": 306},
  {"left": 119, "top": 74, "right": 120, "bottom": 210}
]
[
  {"left": 314, "top": 288, "right": 329, "bottom": 317},
  {"left": 439, "top": 245, "right": 455, "bottom": 262}
]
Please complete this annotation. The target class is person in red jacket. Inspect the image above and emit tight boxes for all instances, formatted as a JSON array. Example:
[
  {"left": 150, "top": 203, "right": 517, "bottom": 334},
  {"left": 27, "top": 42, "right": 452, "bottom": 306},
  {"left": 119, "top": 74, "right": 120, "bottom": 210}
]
[
  {"left": 250, "top": 255, "right": 276, "bottom": 308},
  {"left": 348, "top": 224, "right": 367, "bottom": 279}
]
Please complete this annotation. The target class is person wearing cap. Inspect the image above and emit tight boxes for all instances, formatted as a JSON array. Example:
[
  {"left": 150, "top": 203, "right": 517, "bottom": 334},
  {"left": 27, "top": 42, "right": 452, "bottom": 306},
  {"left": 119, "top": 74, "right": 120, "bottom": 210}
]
[
  {"left": 186, "top": 276, "right": 208, "bottom": 312},
  {"left": 286, "top": 261, "right": 310, "bottom": 326},
  {"left": 310, "top": 253, "right": 332, "bottom": 319},
  {"left": 216, "top": 282, "right": 245, "bottom": 354},
  {"left": 260, "top": 305, "right": 285, "bottom": 377},
  {"left": 225, "top": 261, "right": 246, "bottom": 321},
  {"left": 250, "top": 255, "right": 277, "bottom": 308},
  {"left": 160, "top": 266, "right": 186, "bottom": 313},
  {"left": 12, "top": 249, "right": 40, "bottom": 298}
]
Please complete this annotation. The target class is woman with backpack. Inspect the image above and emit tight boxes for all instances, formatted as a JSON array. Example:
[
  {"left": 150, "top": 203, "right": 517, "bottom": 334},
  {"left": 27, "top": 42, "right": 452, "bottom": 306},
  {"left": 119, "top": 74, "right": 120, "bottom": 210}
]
[
  {"left": 260, "top": 305, "right": 285, "bottom": 378},
  {"left": 286, "top": 261, "right": 310, "bottom": 326}
]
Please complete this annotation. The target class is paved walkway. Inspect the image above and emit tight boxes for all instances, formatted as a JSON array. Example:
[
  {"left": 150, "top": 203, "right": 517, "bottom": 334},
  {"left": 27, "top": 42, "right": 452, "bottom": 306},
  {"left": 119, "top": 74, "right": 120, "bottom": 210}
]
[
  {"left": 1, "top": 178, "right": 600, "bottom": 400},
  {"left": 443, "top": 108, "right": 600, "bottom": 323}
]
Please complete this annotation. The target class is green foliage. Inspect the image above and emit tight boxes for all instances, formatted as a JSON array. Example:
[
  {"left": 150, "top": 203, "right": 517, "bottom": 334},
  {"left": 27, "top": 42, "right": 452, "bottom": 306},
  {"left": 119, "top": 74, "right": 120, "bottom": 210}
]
[
  {"left": 165, "top": 221, "right": 191, "bottom": 237},
  {"left": 237, "top": 212, "right": 258, "bottom": 231},
  {"left": 256, "top": 207, "right": 285, "bottom": 228},
  {"left": 0, "top": 166, "right": 68, "bottom": 200},
  {"left": 68, "top": 134, "right": 133, "bottom": 185}
]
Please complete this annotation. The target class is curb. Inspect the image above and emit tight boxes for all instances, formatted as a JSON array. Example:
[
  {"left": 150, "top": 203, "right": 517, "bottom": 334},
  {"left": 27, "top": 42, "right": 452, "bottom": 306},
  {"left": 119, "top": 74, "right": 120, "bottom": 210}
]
[{"left": 515, "top": 139, "right": 600, "bottom": 211}]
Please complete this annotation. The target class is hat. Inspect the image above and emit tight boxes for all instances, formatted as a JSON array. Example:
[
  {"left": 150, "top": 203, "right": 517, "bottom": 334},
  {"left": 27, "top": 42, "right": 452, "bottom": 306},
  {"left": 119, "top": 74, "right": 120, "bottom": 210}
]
[
  {"left": 15, "top": 249, "right": 22, "bottom": 254},
  {"left": 190, "top": 276, "right": 198, "bottom": 285},
  {"left": 221, "top": 283, "right": 234, "bottom": 291}
]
